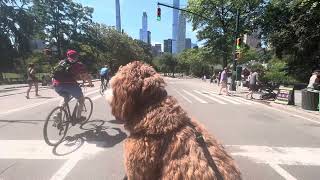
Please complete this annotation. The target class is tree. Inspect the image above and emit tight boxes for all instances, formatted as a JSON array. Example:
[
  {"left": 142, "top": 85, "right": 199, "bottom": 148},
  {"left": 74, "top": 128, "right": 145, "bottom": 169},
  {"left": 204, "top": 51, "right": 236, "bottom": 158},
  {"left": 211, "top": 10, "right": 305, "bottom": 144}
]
[
  {"left": 31, "top": 0, "right": 93, "bottom": 58},
  {"left": 177, "top": 48, "right": 214, "bottom": 77},
  {"left": 0, "top": 0, "right": 35, "bottom": 72},
  {"left": 258, "top": 0, "right": 320, "bottom": 81},
  {"left": 187, "top": 0, "right": 265, "bottom": 67}
]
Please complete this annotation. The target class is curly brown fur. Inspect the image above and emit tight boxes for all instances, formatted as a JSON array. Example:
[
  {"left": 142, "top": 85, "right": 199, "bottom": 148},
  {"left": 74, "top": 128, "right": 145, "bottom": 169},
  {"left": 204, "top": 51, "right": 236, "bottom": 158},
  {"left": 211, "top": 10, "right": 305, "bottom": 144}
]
[{"left": 108, "top": 61, "right": 242, "bottom": 180}]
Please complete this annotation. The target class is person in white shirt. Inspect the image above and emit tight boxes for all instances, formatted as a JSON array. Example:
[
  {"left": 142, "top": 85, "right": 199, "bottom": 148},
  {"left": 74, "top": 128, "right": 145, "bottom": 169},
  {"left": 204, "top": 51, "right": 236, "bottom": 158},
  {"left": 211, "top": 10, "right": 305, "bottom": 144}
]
[{"left": 307, "top": 70, "right": 320, "bottom": 89}]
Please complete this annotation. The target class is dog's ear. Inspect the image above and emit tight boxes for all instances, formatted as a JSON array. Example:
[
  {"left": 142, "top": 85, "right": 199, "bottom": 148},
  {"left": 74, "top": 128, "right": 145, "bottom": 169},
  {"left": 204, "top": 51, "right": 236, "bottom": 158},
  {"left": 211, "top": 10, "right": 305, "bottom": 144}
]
[{"left": 141, "top": 73, "right": 167, "bottom": 102}]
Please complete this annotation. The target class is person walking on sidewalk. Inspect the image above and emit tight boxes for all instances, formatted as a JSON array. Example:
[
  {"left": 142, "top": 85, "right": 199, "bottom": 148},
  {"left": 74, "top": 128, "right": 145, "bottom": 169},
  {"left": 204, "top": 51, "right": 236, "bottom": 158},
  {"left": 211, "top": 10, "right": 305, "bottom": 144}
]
[
  {"left": 246, "top": 70, "right": 259, "bottom": 99},
  {"left": 26, "top": 63, "right": 39, "bottom": 99},
  {"left": 219, "top": 67, "right": 229, "bottom": 96}
]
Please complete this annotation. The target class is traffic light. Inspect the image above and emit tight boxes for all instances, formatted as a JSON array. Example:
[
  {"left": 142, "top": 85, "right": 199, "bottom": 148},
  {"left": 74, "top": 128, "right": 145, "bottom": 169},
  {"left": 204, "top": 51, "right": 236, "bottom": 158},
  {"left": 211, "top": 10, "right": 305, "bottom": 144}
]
[
  {"left": 157, "top": 7, "right": 161, "bottom": 21},
  {"left": 236, "top": 38, "right": 241, "bottom": 50}
]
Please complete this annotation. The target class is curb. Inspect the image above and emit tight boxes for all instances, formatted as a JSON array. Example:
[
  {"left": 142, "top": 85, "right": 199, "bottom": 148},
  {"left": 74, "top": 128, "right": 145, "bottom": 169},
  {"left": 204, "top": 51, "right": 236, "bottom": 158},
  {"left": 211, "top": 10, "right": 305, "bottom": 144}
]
[{"left": 269, "top": 102, "right": 319, "bottom": 118}]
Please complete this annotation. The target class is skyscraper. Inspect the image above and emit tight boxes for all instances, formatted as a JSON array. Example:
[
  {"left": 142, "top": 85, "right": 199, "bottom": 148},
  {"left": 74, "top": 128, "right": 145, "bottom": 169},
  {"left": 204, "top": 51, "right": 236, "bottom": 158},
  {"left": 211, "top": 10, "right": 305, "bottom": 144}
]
[
  {"left": 139, "top": 12, "right": 150, "bottom": 44},
  {"left": 172, "top": 0, "right": 180, "bottom": 54},
  {"left": 177, "top": 12, "right": 186, "bottom": 53},
  {"left": 185, "top": 38, "right": 192, "bottom": 49},
  {"left": 115, "top": 0, "right": 121, "bottom": 32},
  {"left": 152, "top": 44, "right": 162, "bottom": 57},
  {"left": 164, "top": 39, "right": 173, "bottom": 53}
]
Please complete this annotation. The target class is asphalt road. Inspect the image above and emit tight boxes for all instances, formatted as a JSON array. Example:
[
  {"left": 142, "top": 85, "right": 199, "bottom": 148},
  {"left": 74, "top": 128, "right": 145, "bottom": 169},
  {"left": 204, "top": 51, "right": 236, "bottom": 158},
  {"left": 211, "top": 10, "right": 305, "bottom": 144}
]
[{"left": 0, "top": 78, "right": 319, "bottom": 180}]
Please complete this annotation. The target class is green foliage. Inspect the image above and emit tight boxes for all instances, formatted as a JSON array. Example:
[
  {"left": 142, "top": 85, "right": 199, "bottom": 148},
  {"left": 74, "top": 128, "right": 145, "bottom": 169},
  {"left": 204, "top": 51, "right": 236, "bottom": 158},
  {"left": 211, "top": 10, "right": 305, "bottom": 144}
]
[
  {"left": 153, "top": 53, "right": 178, "bottom": 76},
  {"left": 187, "top": 0, "right": 265, "bottom": 67},
  {"left": 259, "top": 0, "right": 320, "bottom": 81},
  {"left": 264, "top": 59, "right": 297, "bottom": 84}
]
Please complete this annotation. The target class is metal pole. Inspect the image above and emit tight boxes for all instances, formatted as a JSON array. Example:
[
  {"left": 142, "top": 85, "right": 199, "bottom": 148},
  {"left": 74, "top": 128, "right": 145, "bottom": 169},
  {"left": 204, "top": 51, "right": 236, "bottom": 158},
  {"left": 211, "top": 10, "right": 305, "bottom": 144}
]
[{"left": 231, "top": 9, "right": 240, "bottom": 91}]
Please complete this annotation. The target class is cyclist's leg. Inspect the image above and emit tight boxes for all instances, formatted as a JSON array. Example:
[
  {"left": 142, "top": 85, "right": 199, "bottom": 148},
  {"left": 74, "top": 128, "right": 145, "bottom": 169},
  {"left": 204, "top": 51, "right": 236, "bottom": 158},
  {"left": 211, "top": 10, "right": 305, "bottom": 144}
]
[
  {"left": 100, "top": 75, "right": 105, "bottom": 86},
  {"left": 63, "top": 84, "right": 84, "bottom": 120},
  {"left": 53, "top": 85, "right": 71, "bottom": 122},
  {"left": 106, "top": 75, "right": 110, "bottom": 87}
]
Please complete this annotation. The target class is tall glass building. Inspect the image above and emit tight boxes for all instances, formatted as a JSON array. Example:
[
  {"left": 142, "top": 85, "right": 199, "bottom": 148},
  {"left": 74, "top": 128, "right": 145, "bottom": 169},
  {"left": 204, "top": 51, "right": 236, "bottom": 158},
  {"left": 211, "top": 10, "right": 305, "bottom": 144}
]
[
  {"left": 139, "top": 12, "right": 150, "bottom": 44},
  {"left": 172, "top": 0, "right": 180, "bottom": 54},
  {"left": 115, "top": 0, "right": 121, "bottom": 32}
]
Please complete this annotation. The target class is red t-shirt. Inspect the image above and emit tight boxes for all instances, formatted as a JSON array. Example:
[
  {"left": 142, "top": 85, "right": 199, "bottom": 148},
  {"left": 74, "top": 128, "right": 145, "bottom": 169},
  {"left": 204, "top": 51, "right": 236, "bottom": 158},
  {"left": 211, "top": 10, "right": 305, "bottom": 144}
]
[{"left": 52, "top": 59, "right": 86, "bottom": 86}]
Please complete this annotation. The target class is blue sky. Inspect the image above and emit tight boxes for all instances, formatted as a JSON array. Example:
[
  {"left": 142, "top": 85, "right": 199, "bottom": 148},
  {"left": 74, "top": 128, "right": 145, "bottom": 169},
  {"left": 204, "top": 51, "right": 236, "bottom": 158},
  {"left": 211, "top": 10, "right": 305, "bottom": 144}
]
[{"left": 75, "top": 0, "right": 199, "bottom": 49}]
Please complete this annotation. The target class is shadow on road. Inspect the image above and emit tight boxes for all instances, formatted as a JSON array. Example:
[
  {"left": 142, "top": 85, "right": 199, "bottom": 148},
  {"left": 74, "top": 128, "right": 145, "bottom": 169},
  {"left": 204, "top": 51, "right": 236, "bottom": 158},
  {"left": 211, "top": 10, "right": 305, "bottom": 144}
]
[
  {"left": 52, "top": 119, "right": 127, "bottom": 156},
  {"left": 0, "top": 119, "right": 44, "bottom": 129},
  {"left": 107, "top": 119, "right": 124, "bottom": 124}
]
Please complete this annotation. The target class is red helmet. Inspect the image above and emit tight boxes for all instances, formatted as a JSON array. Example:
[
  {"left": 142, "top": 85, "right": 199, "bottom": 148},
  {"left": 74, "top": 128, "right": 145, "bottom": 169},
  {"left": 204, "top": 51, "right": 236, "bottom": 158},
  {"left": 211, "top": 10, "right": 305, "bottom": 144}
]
[{"left": 66, "top": 50, "right": 78, "bottom": 57}]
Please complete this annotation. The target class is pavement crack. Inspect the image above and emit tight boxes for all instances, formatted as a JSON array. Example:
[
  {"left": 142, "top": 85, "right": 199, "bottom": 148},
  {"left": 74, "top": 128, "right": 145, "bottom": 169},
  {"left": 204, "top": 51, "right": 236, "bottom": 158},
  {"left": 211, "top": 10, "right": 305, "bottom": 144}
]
[{"left": 0, "top": 162, "right": 17, "bottom": 176}]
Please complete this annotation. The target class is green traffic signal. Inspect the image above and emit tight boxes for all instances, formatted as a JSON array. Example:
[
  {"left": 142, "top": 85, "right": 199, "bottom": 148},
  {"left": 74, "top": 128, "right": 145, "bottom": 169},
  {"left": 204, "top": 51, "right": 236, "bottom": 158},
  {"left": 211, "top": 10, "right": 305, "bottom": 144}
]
[{"left": 157, "top": 16, "right": 161, "bottom": 21}]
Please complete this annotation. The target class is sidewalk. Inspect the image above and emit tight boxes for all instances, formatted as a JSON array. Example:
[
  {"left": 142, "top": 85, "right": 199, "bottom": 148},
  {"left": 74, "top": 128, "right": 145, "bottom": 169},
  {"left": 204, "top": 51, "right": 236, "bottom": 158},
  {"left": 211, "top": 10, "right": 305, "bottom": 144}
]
[
  {"left": 0, "top": 79, "right": 101, "bottom": 96},
  {"left": 192, "top": 78, "right": 319, "bottom": 120},
  {"left": 232, "top": 84, "right": 320, "bottom": 120}
]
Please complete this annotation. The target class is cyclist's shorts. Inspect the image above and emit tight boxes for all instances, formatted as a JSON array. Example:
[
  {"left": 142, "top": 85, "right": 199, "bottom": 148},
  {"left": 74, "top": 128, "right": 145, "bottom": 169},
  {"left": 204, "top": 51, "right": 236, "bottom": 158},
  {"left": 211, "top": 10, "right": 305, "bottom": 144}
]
[{"left": 54, "top": 84, "right": 83, "bottom": 100}]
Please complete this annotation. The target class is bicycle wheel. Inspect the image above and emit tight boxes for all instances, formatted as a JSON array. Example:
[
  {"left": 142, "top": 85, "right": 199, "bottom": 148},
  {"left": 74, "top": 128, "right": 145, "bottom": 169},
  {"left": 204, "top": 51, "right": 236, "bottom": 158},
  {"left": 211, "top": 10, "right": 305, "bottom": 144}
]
[
  {"left": 100, "top": 83, "right": 105, "bottom": 95},
  {"left": 79, "top": 97, "right": 93, "bottom": 124},
  {"left": 43, "top": 107, "right": 69, "bottom": 146}
]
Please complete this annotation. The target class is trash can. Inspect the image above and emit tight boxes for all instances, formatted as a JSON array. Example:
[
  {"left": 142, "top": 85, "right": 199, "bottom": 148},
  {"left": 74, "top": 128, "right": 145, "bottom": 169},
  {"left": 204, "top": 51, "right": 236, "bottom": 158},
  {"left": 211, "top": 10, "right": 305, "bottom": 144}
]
[{"left": 301, "top": 89, "right": 320, "bottom": 111}]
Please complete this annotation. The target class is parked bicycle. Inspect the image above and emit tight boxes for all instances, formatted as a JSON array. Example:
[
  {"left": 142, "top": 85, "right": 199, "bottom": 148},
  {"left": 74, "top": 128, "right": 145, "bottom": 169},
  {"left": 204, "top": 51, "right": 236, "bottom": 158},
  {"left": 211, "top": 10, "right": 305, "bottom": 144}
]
[{"left": 43, "top": 92, "right": 93, "bottom": 146}]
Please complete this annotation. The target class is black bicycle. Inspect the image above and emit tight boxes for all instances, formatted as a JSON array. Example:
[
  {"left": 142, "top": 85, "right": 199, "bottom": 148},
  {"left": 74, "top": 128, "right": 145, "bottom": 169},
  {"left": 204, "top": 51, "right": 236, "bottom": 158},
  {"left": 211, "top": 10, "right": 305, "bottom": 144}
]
[
  {"left": 99, "top": 78, "right": 109, "bottom": 95},
  {"left": 43, "top": 95, "right": 93, "bottom": 146}
]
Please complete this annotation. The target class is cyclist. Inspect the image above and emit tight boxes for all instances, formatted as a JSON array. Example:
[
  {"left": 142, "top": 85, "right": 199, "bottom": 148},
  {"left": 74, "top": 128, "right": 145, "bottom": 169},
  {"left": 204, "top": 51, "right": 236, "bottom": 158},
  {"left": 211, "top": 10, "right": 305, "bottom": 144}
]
[
  {"left": 52, "top": 50, "right": 92, "bottom": 123},
  {"left": 100, "top": 65, "right": 109, "bottom": 89}
]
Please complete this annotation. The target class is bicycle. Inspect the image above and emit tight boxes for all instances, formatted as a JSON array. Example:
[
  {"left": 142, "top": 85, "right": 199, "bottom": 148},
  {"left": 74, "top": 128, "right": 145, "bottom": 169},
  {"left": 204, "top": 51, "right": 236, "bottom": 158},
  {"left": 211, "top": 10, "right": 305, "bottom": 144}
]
[
  {"left": 99, "top": 78, "right": 109, "bottom": 95},
  {"left": 43, "top": 92, "right": 93, "bottom": 146}
]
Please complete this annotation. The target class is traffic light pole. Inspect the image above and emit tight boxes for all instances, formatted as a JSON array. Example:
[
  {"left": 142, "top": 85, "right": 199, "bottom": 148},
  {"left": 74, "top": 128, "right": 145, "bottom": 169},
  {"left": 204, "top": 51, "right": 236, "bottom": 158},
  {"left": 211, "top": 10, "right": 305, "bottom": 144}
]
[
  {"left": 230, "top": 9, "right": 240, "bottom": 91},
  {"left": 157, "top": 2, "right": 212, "bottom": 21}
]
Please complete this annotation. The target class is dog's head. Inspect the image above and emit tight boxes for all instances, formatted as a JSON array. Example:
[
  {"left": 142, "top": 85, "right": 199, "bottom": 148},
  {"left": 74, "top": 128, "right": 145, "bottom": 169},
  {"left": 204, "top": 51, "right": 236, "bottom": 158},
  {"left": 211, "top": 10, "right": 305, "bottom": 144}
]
[{"left": 106, "top": 61, "right": 167, "bottom": 122}]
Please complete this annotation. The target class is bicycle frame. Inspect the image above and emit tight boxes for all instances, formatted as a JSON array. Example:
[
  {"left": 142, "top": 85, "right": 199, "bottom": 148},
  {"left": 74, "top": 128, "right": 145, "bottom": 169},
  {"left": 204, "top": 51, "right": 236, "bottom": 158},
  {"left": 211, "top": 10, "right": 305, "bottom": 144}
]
[{"left": 62, "top": 98, "right": 78, "bottom": 125}]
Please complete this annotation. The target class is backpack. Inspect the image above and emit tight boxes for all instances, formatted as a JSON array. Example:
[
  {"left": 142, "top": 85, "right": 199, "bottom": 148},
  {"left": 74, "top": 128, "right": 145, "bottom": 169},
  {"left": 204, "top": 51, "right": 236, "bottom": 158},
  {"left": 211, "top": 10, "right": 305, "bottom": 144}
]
[{"left": 51, "top": 59, "right": 74, "bottom": 80}]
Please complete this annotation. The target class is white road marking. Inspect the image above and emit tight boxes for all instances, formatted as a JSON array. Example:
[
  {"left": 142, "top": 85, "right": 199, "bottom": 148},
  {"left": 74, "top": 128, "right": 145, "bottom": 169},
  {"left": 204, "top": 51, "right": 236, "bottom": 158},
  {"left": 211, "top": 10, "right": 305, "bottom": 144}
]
[
  {"left": 1, "top": 140, "right": 319, "bottom": 180},
  {"left": 269, "top": 163, "right": 297, "bottom": 180},
  {"left": 229, "top": 145, "right": 320, "bottom": 165},
  {"left": 50, "top": 156, "right": 82, "bottom": 180},
  {"left": 228, "top": 145, "right": 320, "bottom": 180},
  {"left": 219, "top": 94, "right": 253, "bottom": 105},
  {"left": 91, "top": 95, "right": 102, "bottom": 101},
  {"left": 173, "top": 89, "right": 192, "bottom": 103},
  {"left": 0, "top": 140, "right": 105, "bottom": 180},
  {"left": 201, "top": 91, "right": 241, "bottom": 105},
  {"left": 193, "top": 90, "right": 227, "bottom": 104},
  {"left": 182, "top": 89, "right": 208, "bottom": 103},
  {"left": 0, "top": 89, "right": 100, "bottom": 117}
]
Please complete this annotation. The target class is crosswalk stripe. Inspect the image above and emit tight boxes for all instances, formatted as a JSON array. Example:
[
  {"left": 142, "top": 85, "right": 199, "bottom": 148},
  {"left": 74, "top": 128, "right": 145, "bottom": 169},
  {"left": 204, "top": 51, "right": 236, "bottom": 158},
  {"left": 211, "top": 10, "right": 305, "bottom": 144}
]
[
  {"left": 193, "top": 90, "right": 227, "bottom": 104},
  {"left": 182, "top": 89, "right": 208, "bottom": 103},
  {"left": 173, "top": 89, "right": 192, "bottom": 103},
  {"left": 201, "top": 91, "right": 241, "bottom": 105},
  {"left": 233, "top": 96, "right": 259, "bottom": 105},
  {"left": 204, "top": 91, "right": 252, "bottom": 105}
]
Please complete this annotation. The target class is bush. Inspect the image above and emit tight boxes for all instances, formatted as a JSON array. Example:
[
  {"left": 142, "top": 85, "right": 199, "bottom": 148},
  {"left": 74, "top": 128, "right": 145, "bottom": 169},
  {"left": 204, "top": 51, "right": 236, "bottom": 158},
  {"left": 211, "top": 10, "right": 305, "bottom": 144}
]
[{"left": 264, "top": 59, "right": 297, "bottom": 85}]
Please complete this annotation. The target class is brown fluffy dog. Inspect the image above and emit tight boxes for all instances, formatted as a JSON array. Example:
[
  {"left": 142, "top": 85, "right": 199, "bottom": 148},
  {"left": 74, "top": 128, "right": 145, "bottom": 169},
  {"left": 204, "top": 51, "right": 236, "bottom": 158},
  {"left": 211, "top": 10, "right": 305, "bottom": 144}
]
[{"left": 106, "top": 61, "right": 241, "bottom": 180}]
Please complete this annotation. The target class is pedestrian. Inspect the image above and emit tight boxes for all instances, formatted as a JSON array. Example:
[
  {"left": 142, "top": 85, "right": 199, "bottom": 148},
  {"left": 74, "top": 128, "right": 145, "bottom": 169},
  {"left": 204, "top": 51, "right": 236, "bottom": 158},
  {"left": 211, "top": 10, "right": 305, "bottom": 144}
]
[
  {"left": 26, "top": 63, "right": 40, "bottom": 99},
  {"left": 246, "top": 69, "right": 259, "bottom": 99},
  {"left": 217, "top": 71, "right": 221, "bottom": 86},
  {"left": 307, "top": 70, "right": 320, "bottom": 89},
  {"left": 218, "top": 67, "right": 229, "bottom": 95}
]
